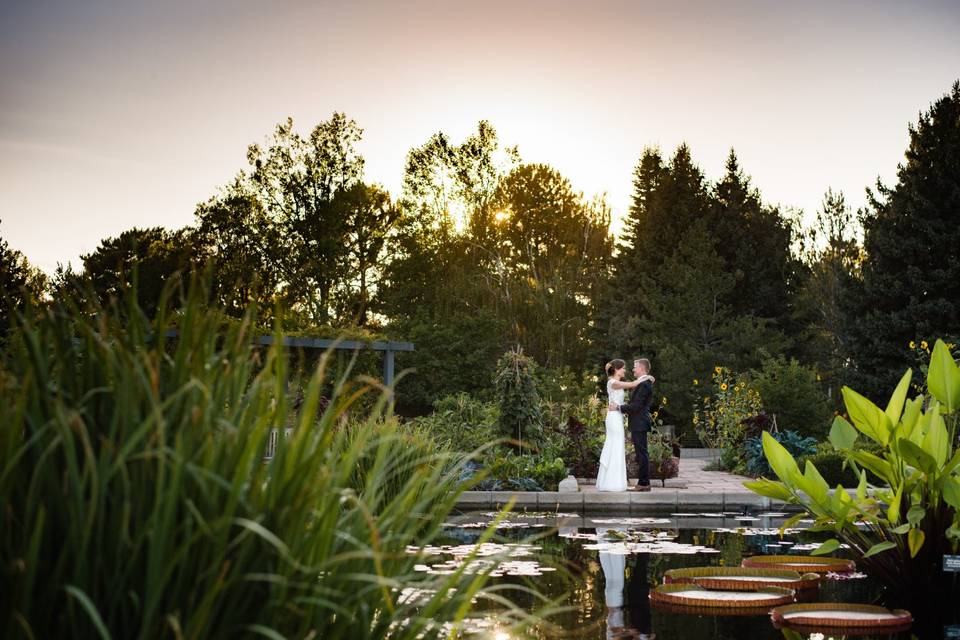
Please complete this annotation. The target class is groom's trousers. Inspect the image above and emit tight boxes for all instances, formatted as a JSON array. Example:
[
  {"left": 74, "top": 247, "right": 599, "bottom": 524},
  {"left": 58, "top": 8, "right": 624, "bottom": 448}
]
[{"left": 630, "top": 429, "right": 650, "bottom": 486}]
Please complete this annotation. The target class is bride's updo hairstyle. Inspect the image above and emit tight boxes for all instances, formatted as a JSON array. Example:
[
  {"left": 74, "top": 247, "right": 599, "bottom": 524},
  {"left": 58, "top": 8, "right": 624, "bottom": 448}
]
[{"left": 605, "top": 359, "right": 626, "bottom": 378}]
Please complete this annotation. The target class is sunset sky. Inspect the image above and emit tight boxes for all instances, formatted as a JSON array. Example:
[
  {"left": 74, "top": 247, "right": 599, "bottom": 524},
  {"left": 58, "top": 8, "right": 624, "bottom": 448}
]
[{"left": 2, "top": 0, "right": 959, "bottom": 273}]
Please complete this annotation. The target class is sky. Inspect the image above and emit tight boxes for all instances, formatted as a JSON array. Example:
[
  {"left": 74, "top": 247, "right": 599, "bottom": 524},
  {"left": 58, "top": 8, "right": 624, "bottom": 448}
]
[{"left": 2, "top": 0, "right": 959, "bottom": 273}]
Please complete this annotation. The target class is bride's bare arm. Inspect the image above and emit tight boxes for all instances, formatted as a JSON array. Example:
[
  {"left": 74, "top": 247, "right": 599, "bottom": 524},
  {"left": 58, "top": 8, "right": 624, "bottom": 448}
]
[{"left": 611, "top": 374, "right": 655, "bottom": 390}]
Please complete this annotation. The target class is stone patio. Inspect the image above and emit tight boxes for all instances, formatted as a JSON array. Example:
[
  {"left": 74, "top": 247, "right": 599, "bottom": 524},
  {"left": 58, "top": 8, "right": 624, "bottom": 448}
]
[{"left": 455, "top": 450, "right": 794, "bottom": 513}]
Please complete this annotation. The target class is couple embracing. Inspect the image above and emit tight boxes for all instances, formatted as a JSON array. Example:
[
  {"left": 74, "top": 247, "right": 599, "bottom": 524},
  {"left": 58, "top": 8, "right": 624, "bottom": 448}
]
[{"left": 597, "top": 358, "right": 655, "bottom": 492}]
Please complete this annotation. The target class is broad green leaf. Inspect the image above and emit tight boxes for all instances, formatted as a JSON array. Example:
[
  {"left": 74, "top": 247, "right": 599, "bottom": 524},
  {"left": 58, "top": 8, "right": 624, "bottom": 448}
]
[
  {"left": 890, "top": 523, "right": 911, "bottom": 534},
  {"left": 887, "top": 484, "right": 903, "bottom": 524},
  {"left": 863, "top": 541, "right": 897, "bottom": 558},
  {"left": 907, "top": 527, "right": 925, "bottom": 558},
  {"left": 906, "top": 505, "right": 926, "bottom": 526},
  {"left": 884, "top": 369, "right": 913, "bottom": 427},
  {"left": 943, "top": 477, "right": 960, "bottom": 510},
  {"left": 856, "top": 469, "right": 867, "bottom": 501},
  {"left": 810, "top": 538, "right": 840, "bottom": 556},
  {"left": 803, "top": 460, "right": 830, "bottom": 505},
  {"left": 898, "top": 438, "right": 937, "bottom": 474},
  {"left": 762, "top": 431, "right": 802, "bottom": 487},
  {"left": 829, "top": 415, "right": 858, "bottom": 451},
  {"left": 779, "top": 511, "right": 807, "bottom": 535},
  {"left": 898, "top": 396, "right": 923, "bottom": 441},
  {"left": 928, "top": 339, "right": 960, "bottom": 411},
  {"left": 842, "top": 386, "right": 892, "bottom": 445},
  {"left": 946, "top": 526, "right": 960, "bottom": 541},
  {"left": 848, "top": 450, "right": 893, "bottom": 484},
  {"left": 921, "top": 411, "right": 949, "bottom": 467},
  {"left": 743, "top": 478, "right": 793, "bottom": 502}
]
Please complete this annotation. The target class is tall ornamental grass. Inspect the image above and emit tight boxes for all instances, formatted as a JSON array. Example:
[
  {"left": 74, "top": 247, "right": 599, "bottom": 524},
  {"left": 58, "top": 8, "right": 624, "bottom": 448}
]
[{"left": 0, "top": 282, "right": 538, "bottom": 639}]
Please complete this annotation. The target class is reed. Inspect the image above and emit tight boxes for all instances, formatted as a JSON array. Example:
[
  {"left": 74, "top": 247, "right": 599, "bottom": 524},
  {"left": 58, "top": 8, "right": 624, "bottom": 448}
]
[{"left": 0, "top": 279, "right": 538, "bottom": 639}]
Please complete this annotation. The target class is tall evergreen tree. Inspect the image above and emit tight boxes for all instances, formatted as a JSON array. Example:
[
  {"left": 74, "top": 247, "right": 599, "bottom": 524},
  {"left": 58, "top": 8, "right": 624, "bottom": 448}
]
[
  {"left": 711, "top": 150, "right": 799, "bottom": 328},
  {"left": 847, "top": 81, "right": 960, "bottom": 399}
]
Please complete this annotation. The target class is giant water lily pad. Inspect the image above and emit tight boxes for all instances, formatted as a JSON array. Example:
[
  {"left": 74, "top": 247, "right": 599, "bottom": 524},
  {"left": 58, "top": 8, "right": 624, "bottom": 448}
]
[
  {"left": 742, "top": 554, "right": 855, "bottom": 573},
  {"left": 663, "top": 566, "right": 821, "bottom": 592},
  {"left": 771, "top": 603, "right": 912, "bottom": 632},
  {"left": 650, "top": 583, "right": 795, "bottom": 609}
]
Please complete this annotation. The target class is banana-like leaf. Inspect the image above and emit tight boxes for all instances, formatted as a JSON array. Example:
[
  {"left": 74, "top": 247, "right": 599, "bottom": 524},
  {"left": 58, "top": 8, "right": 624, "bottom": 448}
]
[
  {"left": 943, "top": 476, "right": 960, "bottom": 510},
  {"left": 842, "top": 386, "right": 891, "bottom": 445},
  {"left": 921, "top": 410, "right": 949, "bottom": 467},
  {"left": 829, "top": 415, "right": 858, "bottom": 451},
  {"left": 743, "top": 477, "right": 793, "bottom": 502},
  {"left": 848, "top": 450, "right": 893, "bottom": 485},
  {"left": 810, "top": 539, "right": 840, "bottom": 556},
  {"left": 887, "top": 484, "right": 903, "bottom": 524},
  {"left": 884, "top": 369, "right": 913, "bottom": 427},
  {"left": 898, "top": 438, "right": 937, "bottom": 475},
  {"left": 928, "top": 339, "right": 960, "bottom": 412},
  {"left": 863, "top": 541, "right": 896, "bottom": 558},
  {"left": 907, "top": 528, "right": 925, "bottom": 558},
  {"left": 762, "top": 431, "right": 802, "bottom": 487}
]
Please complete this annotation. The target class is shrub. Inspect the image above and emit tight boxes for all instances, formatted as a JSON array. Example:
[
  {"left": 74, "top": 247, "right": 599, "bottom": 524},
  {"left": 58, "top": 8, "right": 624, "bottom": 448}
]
[
  {"left": 540, "top": 396, "right": 606, "bottom": 476},
  {"left": 494, "top": 348, "right": 543, "bottom": 452},
  {"left": 406, "top": 393, "right": 499, "bottom": 455},
  {"left": 0, "top": 281, "right": 537, "bottom": 638},
  {"left": 751, "top": 355, "right": 832, "bottom": 438},
  {"left": 743, "top": 430, "right": 818, "bottom": 478},
  {"left": 478, "top": 453, "right": 567, "bottom": 491}
]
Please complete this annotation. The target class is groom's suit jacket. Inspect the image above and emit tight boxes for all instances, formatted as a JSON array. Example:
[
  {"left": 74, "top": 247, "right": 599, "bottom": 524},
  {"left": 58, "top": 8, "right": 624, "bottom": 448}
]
[{"left": 619, "top": 380, "right": 653, "bottom": 433}]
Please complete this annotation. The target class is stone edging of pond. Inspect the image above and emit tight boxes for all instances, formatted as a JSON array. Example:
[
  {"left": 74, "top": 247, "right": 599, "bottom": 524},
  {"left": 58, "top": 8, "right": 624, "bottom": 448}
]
[{"left": 455, "top": 490, "right": 802, "bottom": 513}]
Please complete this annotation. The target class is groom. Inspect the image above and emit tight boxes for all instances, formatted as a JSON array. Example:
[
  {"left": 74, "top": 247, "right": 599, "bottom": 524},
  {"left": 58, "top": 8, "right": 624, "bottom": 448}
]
[{"left": 608, "top": 358, "right": 654, "bottom": 492}]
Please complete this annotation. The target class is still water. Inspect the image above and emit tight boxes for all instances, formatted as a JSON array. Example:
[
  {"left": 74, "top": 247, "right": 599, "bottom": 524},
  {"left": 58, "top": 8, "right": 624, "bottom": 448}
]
[{"left": 433, "top": 510, "right": 920, "bottom": 640}]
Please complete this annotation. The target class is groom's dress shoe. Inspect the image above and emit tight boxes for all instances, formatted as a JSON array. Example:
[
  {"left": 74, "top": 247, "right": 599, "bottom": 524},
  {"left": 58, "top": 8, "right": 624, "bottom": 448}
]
[{"left": 635, "top": 485, "right": 651, "bottom": 492}]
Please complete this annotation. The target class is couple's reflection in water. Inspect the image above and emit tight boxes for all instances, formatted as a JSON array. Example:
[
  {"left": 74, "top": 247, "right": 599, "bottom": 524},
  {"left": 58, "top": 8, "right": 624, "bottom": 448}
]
[{"left": 598, "top": 543, "right": 653, "bottom": 639}]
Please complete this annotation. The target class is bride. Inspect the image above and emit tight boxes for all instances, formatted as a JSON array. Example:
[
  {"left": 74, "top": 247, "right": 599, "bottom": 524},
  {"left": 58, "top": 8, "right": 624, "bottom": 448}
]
[{"left": 597, "top": 359, "right": 654, "bottom": 492}]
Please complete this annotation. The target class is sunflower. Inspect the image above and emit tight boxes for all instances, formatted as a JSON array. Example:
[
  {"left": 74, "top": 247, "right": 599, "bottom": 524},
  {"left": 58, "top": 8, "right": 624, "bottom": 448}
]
[
  {"left": 714, "top": 366, "right": 722, "bottom": 374},
  {"left": 920, "top": 340, "right": 929, "bottom": 350},
  {"left": 720, "top": 383, "right": 728, "bottom": 391},
  {"left": 909, "top": 341, "right": 917, "bottom": 349},
  {"left": 693, "top": 379, "right": 699, "bottom": 385}
]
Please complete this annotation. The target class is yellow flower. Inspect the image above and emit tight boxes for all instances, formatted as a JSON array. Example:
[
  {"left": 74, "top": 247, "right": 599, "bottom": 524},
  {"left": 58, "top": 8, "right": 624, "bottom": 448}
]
[
  {"left": 720, "top": 383, "right": 728, "bottom": 391},
  {"left": 661, "top": 396, "right": 668, "bottom": 405},
  {"left": 714, "top": 366, "right": 722, "bottom": 374},
  {"left": 920, "top": 340, "right": 928, "bottom": 350},
  {"left": 909, "top": 341, "right": 916, "bottom": 349},
  {"left": 693, "top": 379, "right": 699, "bottom": 385}
]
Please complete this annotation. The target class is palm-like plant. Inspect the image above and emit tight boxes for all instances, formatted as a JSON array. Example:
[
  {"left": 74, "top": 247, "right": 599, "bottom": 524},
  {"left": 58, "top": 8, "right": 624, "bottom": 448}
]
[{"left": 746, "top": 340, "right": 960, "bottom": 615}]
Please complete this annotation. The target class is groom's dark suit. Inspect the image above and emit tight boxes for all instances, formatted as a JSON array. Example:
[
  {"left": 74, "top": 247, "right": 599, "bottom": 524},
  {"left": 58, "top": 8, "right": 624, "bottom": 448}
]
[{"left": 618, "top": 380, "right": 653, "bottom": 487}]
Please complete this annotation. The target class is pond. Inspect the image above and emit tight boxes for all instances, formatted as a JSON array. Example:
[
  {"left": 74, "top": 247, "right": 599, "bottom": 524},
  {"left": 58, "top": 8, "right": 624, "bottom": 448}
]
[{"left": 427, "top": 510, "right": 940, "bottom": 639}]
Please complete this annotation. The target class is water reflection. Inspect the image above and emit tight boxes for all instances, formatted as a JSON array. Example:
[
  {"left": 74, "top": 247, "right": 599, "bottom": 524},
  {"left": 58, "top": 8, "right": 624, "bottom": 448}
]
[{"left": 598, "top": 529, "right": 654, "bottom": 639}]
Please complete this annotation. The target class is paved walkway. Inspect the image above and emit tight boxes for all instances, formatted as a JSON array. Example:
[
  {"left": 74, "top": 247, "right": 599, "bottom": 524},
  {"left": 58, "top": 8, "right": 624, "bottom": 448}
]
[{"left": 456, "top": 453, "right": 792, "bottom": 513}]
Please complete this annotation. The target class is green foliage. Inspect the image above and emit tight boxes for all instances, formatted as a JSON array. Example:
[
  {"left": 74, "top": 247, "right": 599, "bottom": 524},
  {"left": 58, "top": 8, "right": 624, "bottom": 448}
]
[
  {"left": 745, "top": 339, "right": 960, "bottom": 610},
  {"left": 797, "top": 442, "right": 883, "bottom": 488},
  {"left": 744, "top": 430, "right": 817, "bottom": 478},
  {"left": 597, "top": 145, "right": 795, "bottom": 425},
  {"left": 390, "top": 309, "right": 505, "bottom": 414},
  {"left": 494, "top": 348, "right": 543, "bottom": 450},
  {"left": 692, "top": 366, "right": 763, "bottom": 450},
  {"left": 405, "top": 393, "right": 499, "bottom": 455},
  {"left": 481, "top": 453, "right": 567, "bottom": 492},
  {"left": 846, "top": 82, "right": 960, "bottom": 400},
  {"left": 751, "top": 355, "right": 833, "bottom": 438},
  {"left": 0, "top": 226, "right": 47, "bottom": 343},
  {"left": 64, "top": 226, "right": 198, "bottom": 318},
  {"left": 0, "top": 280, "right": 538, "bottom": 638},
  {"left": 793, "top": 189, "right": 862, "bottom": 403},
  {"left": 540, "top": 396, "right": 607, "bottom": 477}
]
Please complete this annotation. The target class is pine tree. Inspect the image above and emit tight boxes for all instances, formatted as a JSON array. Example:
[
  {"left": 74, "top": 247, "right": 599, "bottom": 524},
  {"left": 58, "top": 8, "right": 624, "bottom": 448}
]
[
  {"left": 846, "top": 81, "right": 960, "bottom": 399},
  {"left": 711, "top": 150, "right": 799, "bottom": 327}
]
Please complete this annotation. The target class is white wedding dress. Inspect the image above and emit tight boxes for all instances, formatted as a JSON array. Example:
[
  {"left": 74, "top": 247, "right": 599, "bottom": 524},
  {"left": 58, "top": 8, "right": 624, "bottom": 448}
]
[{"left": 596, "top": 379, "right": 628, "bottom": 491}]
